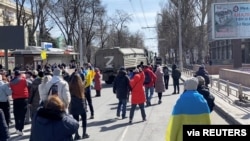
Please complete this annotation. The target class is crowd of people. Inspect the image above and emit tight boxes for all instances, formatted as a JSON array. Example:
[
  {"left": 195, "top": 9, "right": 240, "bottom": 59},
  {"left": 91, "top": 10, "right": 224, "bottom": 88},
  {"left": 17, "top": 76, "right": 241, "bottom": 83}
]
[
  {"left": 0, "top": 61, "right": 215, "bottom": 141},
  {"left": 0, "top": 63, "right": 102, "bottom": 140}
]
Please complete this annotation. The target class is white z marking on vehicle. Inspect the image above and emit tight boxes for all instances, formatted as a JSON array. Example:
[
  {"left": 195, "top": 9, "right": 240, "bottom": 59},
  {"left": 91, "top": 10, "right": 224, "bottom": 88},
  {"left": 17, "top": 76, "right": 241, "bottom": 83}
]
[{"left": 104, "top": 56, "right": 114, "bottom": 68}]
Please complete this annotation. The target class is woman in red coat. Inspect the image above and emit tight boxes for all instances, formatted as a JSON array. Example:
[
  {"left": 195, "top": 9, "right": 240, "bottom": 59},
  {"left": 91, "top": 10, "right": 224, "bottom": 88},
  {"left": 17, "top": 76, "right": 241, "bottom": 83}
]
[
  {"left": 94, "top": 68, "right": 102, "bottom": 97},
  {"left": 129, "top": 67, "right": 146, "bottom": 124}
]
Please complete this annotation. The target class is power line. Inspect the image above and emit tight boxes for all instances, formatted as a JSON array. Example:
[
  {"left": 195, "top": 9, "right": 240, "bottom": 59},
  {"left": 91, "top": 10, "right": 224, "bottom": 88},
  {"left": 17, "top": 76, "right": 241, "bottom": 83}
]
[
  {"left": 129, "top": 0, "right": 143, "bottom": 28},
  {"left": 139, "top": 0, "right": 149, "bottom": 27}
]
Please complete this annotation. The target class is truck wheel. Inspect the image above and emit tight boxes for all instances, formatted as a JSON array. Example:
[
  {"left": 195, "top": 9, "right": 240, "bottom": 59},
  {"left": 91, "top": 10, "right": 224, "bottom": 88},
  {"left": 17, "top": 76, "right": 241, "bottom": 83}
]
[{"left": 105, "top": 76, "right": 115, "bottom": 84}]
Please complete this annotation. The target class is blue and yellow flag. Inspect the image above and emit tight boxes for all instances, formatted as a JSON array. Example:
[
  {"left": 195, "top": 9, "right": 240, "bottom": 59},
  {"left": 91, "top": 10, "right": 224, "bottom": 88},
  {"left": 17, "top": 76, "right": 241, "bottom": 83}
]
[
  {"left": 166, "top": 90, "right": 211, "bottom": 141},
  {"left": 41, "top": 50, "right": 47, "bottom": 60},
  {"left": 85, "top": 69, "right": 95, "bottom": 88}
]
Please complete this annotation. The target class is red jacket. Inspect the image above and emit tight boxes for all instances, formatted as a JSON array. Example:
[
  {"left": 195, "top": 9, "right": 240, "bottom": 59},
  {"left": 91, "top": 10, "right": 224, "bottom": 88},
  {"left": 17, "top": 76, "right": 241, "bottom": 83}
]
[
  {"left": 10, "top": 77, "right": 29, "bottom": 99},
  {"left": 94, "top": 70, "right": 102, "bottom": 90},
  {"left": 130, "top": 71, "right": 146, "bottom": 104},
  {"left": 143, "top": 68, "right": 157, "bottom": 87}
]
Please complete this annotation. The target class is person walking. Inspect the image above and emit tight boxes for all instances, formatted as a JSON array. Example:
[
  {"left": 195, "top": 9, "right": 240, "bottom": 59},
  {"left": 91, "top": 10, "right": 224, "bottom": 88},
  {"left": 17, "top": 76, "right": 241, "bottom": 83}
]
[
  {"left": 196, "top": 76, "right": 215, "bottom": 113},
  {"left": 84, "top": 63, "right": 95, "bottom": 119},
  {"left": 69, "top": 73, "right": 89, "bottom": 140},
  {"left": 43, "top": 68, "right": 71, "bottom": 112},
  {"left": 113, "top": 67, "right": 130, "bottom": 119},
  {"left": 0, "top": 108, "right": 9, "bottom": 141},
  {"left": 171, "top": 64, "right": 181, "bottom": 94},
  {"left": 30, "top": 95, "right": 79, "bottom": 141},
  {"left": 194, "top": 64, "right": 210, "bottom": 87},
  {"left": 0, "top": 75, "right": 12, "bottom": 127},
  {"left": 162, "top": 65, "right": 169, "bottom": 90},
  {"left": 9, "top": 70, "right": 29, "bottom": 136},
  {"left": 28, "top": 71, "right": 44, "bottom": 119},
  {"left": 154, "top": 66, "right": 165, "bottom": 104},
  {"left": 166, "top": 77, "right": 211, "bottom": 141},
  {"left": 143, "top": 65, "right": 157, "bottom": 106},
  {"left": 129, "top": 68, "right": 146, "bottom": 123},
  {"left": 94, "top": 68, "right": 102, "bottom": 97}
]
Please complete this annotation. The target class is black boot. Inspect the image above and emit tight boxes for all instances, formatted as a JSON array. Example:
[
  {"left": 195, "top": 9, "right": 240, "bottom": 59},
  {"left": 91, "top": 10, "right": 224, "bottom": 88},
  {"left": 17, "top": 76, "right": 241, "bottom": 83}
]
[
  {"left": 74, "top": 132, "right": 81, "bottom": 140},
  {"left": 82, "top": 127, "right": 90, "bottom": 139}
]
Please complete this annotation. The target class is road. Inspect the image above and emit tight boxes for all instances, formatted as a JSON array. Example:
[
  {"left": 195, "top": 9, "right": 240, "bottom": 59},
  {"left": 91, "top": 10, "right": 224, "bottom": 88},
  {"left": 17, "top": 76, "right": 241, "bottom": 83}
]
[{"left": 8, "top": 78, "right": 229, "bottom": 141}]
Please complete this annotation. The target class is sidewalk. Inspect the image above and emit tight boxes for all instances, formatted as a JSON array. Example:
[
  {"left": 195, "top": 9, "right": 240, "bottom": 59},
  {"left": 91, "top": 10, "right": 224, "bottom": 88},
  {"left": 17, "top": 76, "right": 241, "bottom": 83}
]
[{"left": 180, "top": 74, "right": 250, "bottom": 125}]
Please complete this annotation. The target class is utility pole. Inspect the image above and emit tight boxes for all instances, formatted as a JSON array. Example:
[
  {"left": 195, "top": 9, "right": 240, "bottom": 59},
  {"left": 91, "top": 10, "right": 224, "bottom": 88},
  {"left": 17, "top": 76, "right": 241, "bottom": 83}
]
[
  {"left": 78, "top": 7, "right": 83, "bottom": 67},
  {"left": 178, "top": 0, "right": 183, "bottom": 71}
]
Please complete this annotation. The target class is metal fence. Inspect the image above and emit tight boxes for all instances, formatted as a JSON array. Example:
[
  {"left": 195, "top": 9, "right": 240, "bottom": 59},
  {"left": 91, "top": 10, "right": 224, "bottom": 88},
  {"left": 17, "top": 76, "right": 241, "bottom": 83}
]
[{"left": 182, "top": 68, "right": 250, "bottom": 101}]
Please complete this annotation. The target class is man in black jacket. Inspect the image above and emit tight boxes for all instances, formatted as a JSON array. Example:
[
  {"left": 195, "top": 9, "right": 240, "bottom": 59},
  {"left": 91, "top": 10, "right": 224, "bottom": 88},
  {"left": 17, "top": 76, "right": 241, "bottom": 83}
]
[
  {"left": 196, "top": 76, "right": 215, "bottom": 112},
  {"left": 171, "top": 64, "right": 181, "bottom": 94},
  {"left": 113, "top": 67, "right": 130, "bottom": 119}
]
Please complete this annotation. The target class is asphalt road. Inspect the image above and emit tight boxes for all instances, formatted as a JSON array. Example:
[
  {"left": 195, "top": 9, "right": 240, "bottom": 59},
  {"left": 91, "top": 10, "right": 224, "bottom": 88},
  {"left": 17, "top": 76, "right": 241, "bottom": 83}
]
[{"left": 8, "top": 77, "right": 229, "bottom": 141}]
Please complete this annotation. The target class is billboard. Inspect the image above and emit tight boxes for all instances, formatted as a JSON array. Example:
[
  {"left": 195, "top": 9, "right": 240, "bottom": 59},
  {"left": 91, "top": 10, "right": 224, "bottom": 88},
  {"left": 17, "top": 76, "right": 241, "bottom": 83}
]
[
  {"left": 212, "top": 2, "right": 250, "bottom": 40},
  {"left": 0, "top": 26, "right": 25, "bottom": 49}
]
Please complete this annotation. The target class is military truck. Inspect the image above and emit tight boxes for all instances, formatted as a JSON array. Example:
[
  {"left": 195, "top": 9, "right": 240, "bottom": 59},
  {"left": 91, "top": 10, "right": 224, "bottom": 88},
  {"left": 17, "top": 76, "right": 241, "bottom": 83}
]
[{"left": 95, "top": 47, "right": 148, "bottom": 84}]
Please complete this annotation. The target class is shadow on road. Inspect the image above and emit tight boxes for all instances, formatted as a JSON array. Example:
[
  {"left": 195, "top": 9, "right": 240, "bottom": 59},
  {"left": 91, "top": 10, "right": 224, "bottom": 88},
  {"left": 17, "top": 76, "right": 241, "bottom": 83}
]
[
  {"left": 87, "top": 118, "right": 117, "bottom": 127},
  {"left": 100, "top": 122, "right": 129, "bottom": 132}
]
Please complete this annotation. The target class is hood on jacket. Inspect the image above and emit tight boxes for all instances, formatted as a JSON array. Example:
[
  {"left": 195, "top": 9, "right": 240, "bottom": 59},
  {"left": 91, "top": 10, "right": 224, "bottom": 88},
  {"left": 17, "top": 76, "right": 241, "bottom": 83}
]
[{"left": 36, "top": 108, "right": 66, "bottom": 124}]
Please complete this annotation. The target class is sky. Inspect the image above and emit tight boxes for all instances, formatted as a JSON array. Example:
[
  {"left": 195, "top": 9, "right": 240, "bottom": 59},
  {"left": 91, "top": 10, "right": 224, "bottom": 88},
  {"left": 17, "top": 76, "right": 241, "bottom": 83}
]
[{"left": 102, "top": 0, "right": 168, "bottom": 53}]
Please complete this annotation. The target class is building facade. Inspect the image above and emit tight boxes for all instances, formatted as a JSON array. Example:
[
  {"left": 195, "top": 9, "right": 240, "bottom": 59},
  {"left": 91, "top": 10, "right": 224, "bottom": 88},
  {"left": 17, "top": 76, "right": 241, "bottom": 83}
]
[{"left": 208, "top": 0, "right": 250, "bottom": 65}]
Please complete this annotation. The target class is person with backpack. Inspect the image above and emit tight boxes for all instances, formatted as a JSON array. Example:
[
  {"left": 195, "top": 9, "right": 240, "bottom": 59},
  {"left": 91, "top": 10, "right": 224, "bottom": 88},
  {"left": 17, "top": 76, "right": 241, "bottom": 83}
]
[
  {"left": 43, "top": 68, "right": 71, "bottom": 113},
  {"left": 171, "top": 64, "right": 181, "bottom": 94},
  {"left": 143, "top": 65, "right": 157, "bottom": 106},
  {"left": 194, "top": 64, "right": 210, "bottom": 87}
]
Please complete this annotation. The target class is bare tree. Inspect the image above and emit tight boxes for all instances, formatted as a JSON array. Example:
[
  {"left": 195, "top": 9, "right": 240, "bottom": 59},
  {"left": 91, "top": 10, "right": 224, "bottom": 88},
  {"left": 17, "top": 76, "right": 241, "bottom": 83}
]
[{"left": 109, "top": 10, "right": 132, "bottom": 48}]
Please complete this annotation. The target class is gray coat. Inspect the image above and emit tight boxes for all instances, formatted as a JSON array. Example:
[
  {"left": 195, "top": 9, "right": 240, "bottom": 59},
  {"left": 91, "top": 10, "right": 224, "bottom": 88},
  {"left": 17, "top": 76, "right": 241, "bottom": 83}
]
[{"left": 155, "top": 70, "right": 165, "bottom": 93}]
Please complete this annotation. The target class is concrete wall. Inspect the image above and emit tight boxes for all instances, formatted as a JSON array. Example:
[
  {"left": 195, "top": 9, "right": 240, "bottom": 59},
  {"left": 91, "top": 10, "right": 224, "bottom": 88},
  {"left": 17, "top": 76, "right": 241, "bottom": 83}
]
[
  {"left": 193, "top": 64, "right": 250, "bottom": 75},
  {"left": 219, "top": 69, "right": 250, "bottom": 87}
]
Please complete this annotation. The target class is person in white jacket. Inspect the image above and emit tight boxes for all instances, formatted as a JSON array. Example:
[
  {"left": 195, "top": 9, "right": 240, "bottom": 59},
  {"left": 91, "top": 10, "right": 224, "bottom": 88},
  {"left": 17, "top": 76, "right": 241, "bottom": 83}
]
[{"left": 42, "top": 68, "right": 71, "bottom": 112}]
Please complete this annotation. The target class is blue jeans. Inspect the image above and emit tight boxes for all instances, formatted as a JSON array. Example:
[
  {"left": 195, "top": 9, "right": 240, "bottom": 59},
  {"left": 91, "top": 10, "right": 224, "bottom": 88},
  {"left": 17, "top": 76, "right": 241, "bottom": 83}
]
[
  {"left": 117, "top": 99, "right": 127, "bottom": 118},
  {"left": 145, "top": 86, "right": 154, "bottom": 103}
]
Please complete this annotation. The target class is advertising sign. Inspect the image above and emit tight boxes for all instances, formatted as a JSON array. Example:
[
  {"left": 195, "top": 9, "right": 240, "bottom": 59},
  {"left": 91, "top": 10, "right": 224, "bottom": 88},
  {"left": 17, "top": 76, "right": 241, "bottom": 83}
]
[
  {"left": 0, "top": 26, "right": 25, "bottom": 49},
  {"left": 212, "top": 2, "right": 250, "bottom": 40}
]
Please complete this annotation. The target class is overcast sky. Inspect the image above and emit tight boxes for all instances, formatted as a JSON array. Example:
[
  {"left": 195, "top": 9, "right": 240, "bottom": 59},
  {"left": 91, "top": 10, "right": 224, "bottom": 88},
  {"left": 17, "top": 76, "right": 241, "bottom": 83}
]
[{"left": 102, "top": 0, "right": 168, "bottom": 53}]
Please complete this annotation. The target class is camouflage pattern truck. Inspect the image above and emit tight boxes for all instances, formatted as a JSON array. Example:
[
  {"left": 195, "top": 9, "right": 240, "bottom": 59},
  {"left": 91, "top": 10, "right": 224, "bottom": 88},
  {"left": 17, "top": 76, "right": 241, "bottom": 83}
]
[{"left": 95, "top": 47, "right": 148, "bottom": 84}]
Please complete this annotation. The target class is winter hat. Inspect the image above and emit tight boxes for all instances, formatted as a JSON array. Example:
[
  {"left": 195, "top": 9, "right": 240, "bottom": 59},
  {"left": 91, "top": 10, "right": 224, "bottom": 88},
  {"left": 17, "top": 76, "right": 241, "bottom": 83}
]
[
  {"left": 32, "top": 70, "right": 38, "bottom": 76},
  {"left": 184, "top": 77, "right": 198, "bottom": 90},
  {"left": 200, "top": 64, "right": 205, "bottom": 69},
  {"left": 196, "top": 76, "right": 205, "bottom": 85},
  {"left": 53, "top": 68, "right": 62, "bottom": 76},
  {"left": 14, "top": 70, "right": 21, "bottom": 76}
]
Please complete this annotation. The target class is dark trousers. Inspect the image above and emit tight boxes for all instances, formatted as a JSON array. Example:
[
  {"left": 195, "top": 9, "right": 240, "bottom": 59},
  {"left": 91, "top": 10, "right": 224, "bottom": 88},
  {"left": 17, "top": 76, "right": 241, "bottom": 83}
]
[
  {"left": 173, "top": 78, "right": 180, "bottom": 93},
  {"left": 129, "top": 103, "right": 146, "bottom": 121},
  {"left": 164, "top": 75, "right": 169, "bottom": 89},
  {"left": 0, "top": 101, "right": 10, "bottom": 127},
  {"left": 13, "top": 98, "right": 28, "bottom": 131},
  {"left": 85, "top": 86, "right": 94, "bottom": 116},
  {"left": 73, "top": 111, "right": 87, "bottom": 136},
  {"left": 95, "top": 90, "right": 101, "bottom": 96},
  {"left": 158, "top": 92, "right": 162, "bottom": 100}
]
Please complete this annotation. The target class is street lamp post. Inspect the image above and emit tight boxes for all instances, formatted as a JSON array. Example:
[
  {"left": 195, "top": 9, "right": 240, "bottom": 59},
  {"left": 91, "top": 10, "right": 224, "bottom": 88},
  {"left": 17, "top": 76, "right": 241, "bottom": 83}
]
[
  {"left": 178, "top": 0, "right": 183, "bottom": 72},
  {"left": 78, "top": 8, "right": 83, "bottom": 67}
]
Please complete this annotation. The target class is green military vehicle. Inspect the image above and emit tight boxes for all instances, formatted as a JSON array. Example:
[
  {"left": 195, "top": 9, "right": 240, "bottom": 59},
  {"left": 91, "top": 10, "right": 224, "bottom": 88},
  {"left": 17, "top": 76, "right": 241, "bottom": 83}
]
[{"left": 95, "top": 47, "right": 149, "bottom": 84}]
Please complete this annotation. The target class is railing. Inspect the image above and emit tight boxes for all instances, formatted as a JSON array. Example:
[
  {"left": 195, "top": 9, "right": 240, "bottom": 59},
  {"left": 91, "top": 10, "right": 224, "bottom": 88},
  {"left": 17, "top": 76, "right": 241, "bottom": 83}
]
[{"left": 181, "top": 68, "right": 250, "bottom": 101}]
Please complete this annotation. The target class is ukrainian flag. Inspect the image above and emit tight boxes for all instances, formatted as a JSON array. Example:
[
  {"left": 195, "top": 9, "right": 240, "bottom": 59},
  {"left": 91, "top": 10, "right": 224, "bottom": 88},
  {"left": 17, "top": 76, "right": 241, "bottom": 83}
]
[{"left": 166, "top": 90, "right": 211, "bottom": 141}]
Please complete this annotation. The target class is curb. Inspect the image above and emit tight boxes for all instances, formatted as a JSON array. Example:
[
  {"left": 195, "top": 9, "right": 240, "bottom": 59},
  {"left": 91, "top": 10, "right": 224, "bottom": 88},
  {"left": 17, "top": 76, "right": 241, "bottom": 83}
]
[{"left": 213, "top": 104, "right": 241, "bottom": 125}]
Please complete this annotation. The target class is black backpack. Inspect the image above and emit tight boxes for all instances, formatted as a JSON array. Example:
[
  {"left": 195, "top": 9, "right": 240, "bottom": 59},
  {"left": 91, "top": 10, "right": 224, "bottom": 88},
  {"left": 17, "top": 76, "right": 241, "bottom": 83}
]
[
  {"left": 48, "top": 82, "right": 59, "bottom": 95},
  {"left": 144, "top": 72, "right": 151, "bottom": 84}
]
